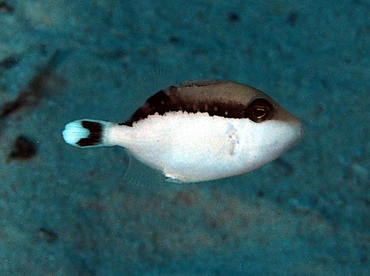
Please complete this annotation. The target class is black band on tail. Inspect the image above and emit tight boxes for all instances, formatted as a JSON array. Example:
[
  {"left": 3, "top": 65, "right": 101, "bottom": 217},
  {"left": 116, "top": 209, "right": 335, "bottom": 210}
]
[{"left": 77, "top": 120, "right": 103, "bottom": 147}]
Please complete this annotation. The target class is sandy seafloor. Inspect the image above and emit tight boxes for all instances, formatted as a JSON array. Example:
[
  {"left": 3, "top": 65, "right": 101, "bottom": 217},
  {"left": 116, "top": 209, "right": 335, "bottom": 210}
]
[{"left": 0, "top": 0, "right": 369, "bottom": 275}]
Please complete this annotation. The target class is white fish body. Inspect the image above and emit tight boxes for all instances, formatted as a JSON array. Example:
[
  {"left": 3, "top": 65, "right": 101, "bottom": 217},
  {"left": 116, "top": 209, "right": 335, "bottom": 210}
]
[{"left": 63, "top": 80, "right": 303, "bottom": 182}]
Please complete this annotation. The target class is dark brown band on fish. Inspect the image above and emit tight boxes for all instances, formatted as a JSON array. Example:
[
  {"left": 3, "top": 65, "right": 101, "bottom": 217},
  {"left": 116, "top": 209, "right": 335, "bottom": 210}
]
[
  {"left": 76, "top": 120, "right": 103, "bottom": 147},
  {"left": 121, "top": 86, "right": 274, "bottom": 127}
]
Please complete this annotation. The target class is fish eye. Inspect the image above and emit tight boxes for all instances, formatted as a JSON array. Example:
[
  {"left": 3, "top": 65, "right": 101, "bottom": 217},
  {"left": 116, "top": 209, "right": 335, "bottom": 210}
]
[{"left": 246, "top": 98, "right": 273, "bottom": 122}]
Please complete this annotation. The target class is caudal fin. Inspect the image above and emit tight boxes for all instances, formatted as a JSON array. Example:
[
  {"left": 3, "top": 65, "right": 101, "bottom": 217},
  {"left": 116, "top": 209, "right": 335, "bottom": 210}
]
[{"left": 62, "top": 119, "right": 111, "bottom": 147}]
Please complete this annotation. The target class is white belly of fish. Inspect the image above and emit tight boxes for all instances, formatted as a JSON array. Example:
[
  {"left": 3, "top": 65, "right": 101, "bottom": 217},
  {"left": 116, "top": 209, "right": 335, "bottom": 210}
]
[{"left": 105, "top": 111, "right": 296, "bottom": 182}]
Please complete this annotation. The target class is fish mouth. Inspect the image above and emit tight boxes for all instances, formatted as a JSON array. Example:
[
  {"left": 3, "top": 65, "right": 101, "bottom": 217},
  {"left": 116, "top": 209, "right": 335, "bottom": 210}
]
[
  {"left": 288, "top": 119, "right": 304, "bottom": 146},
  {"left": 268, "top": 118, "right": 304, "bottom": 151},
  {"left": 278, "top": 108, "right": 304, "bottom": 144}
]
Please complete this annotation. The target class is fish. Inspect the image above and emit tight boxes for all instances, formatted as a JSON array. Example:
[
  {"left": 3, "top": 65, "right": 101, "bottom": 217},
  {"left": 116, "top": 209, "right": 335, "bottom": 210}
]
[{"left": 62, "top": 79, "right": 303, "bottom": 183}]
